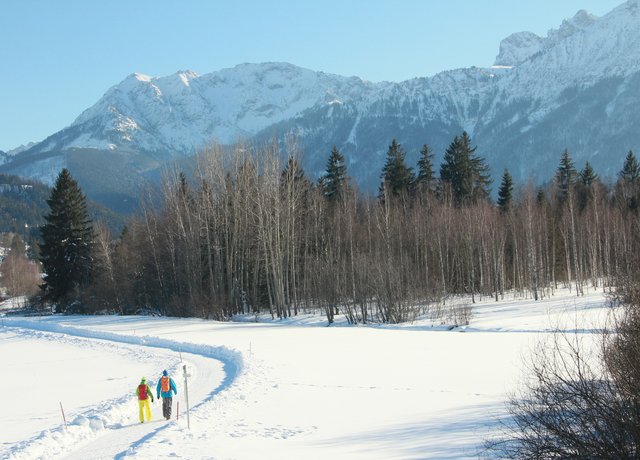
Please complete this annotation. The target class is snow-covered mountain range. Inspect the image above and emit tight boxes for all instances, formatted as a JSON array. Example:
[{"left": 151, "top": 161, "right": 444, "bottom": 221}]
[{"left": 2, "top": 0, "right": 639, "bottom": 211}]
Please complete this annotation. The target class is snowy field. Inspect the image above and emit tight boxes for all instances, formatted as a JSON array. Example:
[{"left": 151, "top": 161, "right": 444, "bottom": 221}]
[{"left": 1, "top": 287, "right": 612, "bottom": 459}]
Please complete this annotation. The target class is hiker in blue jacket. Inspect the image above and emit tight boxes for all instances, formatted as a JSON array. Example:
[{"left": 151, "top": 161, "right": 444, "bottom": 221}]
[{"left": 156, "top": 370, "right": 178, "bottom": 420}]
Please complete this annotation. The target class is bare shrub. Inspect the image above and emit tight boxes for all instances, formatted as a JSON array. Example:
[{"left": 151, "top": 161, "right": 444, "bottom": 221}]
[
  {"left": 449, "top": 303, "right": 473, "bottom": 327},
  {"left": 487, "top": 310, "right": 640, "bottom": 458},
  {"left": 430, "top": 298, "right": 473, "bottom": 327}
]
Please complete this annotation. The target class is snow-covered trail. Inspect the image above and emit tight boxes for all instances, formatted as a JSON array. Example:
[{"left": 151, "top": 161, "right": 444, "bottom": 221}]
[
  {"left": 3, "top": 319, "right": 243, "bottom": 460},
  {"left": 64, "top": 352, "right": 223, "bottom": 460},
  {"left": 1, "top": 327, "right": 179, "bottom": 452}
]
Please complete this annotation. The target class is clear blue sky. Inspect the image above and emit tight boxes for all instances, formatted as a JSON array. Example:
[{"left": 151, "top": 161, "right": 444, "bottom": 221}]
[{"left": 0, "top": 0, "right": 624, "bottom": 152}]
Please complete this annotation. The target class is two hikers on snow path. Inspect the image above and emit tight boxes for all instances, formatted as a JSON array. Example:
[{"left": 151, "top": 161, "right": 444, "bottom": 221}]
[{"left": 135, "top": 370, "right": 177, "bottom": 422}]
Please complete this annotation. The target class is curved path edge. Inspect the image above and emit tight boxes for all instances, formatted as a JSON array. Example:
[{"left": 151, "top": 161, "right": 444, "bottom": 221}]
[{"left": 2, "top": 317, "right": 244, "bottom": 459}]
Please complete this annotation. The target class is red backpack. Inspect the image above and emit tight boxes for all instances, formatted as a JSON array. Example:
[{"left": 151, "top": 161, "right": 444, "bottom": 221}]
[{"left": 138, "top": 383, "right": 148, "bottom": 400}]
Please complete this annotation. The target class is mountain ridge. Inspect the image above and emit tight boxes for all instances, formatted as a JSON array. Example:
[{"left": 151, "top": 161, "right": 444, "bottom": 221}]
[{"left": 3, "top": 0, "right": 639, "bottom": 209}]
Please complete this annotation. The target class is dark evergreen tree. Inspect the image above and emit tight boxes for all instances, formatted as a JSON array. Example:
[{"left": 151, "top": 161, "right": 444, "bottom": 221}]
[
  {"left": 281, "top": 157, "right": 307, "bottom": 186},
  {"left": 39, "top": 169, "right": 95, "bottom": 309},
  {"left": 281, "top": 156, "right": 312, "bottom": 207},
  {"left": 555, "top": 149, "right": 577, "bottom": 203},
  {"left": 616, "top": 150, "right": 640, "bottom": 212},
  {"left": 178, "top": 171, "right": 192, "bottom": 199},
  {"left": 577, "top": 161, "right": 599, "bottom": 210},
  {"left": 415, "top": 144, "right": 437, "bottom": 195},
  {"left": 379, "top": 139, "right": 415, "bottom": 198},
  {"left": 620, "top": 150, "right": 640, "bottom": 183},
  {"left": 536, "top": 188, "right": 547, "bottom": 206},
  {"left": 439, "top": 132, "right": 491, "bottom": 206},
  {"left": 497, "top": 169, "right": 514, "bottom": 213},
  {"left": 580, "top": 161, "right": 598, "bottom": 187},
  {"left": 320, "top": 146, "right": 348, "bottom": 202}
]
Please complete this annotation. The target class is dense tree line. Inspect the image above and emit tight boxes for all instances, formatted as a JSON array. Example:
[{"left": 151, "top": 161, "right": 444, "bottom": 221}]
[{"left": 37, "top": 136, "right": 640, "bottom": 323}]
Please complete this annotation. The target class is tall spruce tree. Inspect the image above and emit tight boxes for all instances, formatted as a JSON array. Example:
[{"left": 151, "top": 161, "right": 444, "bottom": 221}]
[
  {"left": 379, "top": 139, "right": 415, "bottom": 198},
  {"left": 439, "top": 132, "right": 491, "bottom": 206},
  {"left": 415, "top": 143, "right": 436, "bottom": 195},
  {"left": 555, "top": 149, "right": 577, "bottom": 203},
  {"left": 617, "top": 150, "right": 640, "bottom": 211},
  {"left": 577, "top": 161, "right": 599, "bottom": 210},
  {"left": 281, "top": 157, "right": 307, "bottom": 186},
  {"left": 620, "top": 150, "right": 640, "bottom": 183},
  {"left": 536, "top": 188, "right": 547, "bottom": 205},
  {"left": 40, "top": 169, "right": 95, "bottom": 308},
  {"left": 497, "top": 169, "right": 514, "bottom": 213},
  {"left": 320, "top": 146, "right": 348, "bottom": 202},
  {"left": 579, "top": 161, "right": 598, "bottom": 187}
]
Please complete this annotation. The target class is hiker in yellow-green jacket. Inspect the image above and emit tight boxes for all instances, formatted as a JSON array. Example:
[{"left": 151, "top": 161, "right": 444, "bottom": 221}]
[{"left": 136, "top": 377, "right": 155, "bottom": 423}]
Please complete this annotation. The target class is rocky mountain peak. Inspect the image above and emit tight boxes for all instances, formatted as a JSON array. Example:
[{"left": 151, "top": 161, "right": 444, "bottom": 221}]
[
  {"left": 3, "top": 1, "right": 639, "bottom": 213},
  {"left": 494, "top": 31, "right": 544, "bottom": 66}
]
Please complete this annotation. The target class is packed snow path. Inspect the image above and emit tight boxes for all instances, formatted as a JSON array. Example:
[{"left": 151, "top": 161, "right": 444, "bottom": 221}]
[
  {"left": 2, "top": 319, "right": 241, "bottom": 460},
  {"left": 65, "top": 352, "right": 223, "bottom": 460}
]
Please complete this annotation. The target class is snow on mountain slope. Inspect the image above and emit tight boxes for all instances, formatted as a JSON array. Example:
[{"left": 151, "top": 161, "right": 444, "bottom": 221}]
[
  {"left": 494, "top": 32, "right": 544, "bottom": 67},
  {"left": 494, "top": 9, "right": 597, "bottom": 67},
  {"left": 3, "top": 1, "right": 640, "bottom": 200},
  {"left": 31, "top": 63, "right": 376, "bottom": 156},
  {"left": 275, "top": 0, "right": 640, "bottom": 186},
  {"left": 495, "top": 2, "right": 639, "bottom": 102},
  {"left": 0, "top": 143, "right": 37, "bottom": 166},
  {"left": 45, "top": 1, "right": 636, "bottom": 159}
]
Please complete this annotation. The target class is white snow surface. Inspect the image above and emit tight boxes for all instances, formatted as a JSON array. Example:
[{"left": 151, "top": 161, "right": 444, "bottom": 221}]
[{"left": 1, "top": 286, "right": 613, "bottom": 459}]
